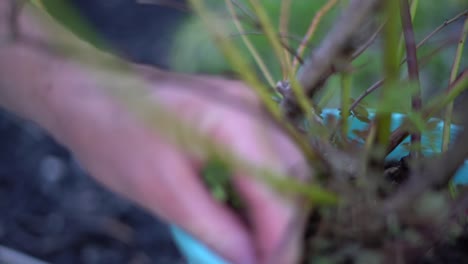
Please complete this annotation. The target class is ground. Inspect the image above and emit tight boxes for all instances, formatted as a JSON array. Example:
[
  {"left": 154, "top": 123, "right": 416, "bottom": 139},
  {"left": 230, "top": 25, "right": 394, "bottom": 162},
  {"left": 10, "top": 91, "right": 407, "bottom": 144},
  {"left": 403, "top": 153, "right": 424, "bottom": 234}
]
[{"left": 0, "top": 110, "right": 184, "bottom": 263}]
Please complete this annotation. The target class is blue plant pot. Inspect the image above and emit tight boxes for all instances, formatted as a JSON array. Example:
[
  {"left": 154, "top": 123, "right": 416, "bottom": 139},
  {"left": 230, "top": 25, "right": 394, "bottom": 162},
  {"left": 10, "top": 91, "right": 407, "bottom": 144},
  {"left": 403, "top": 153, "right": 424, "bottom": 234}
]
[{"left": 169, "top": 109, "right": 468, "bottom": 264}]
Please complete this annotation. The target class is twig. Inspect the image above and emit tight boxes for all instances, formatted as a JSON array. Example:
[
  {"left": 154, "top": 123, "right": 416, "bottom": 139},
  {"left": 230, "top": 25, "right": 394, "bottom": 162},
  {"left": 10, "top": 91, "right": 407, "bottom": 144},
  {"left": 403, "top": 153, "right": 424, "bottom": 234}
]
[
  {"left": 230, "top": 0, "right": 258, "bottom": 25},
  {"left": 350, "top": 10, "right": 467, "bottom": 112},
  {"left": 229, "top": 31, "right": 308, "bottom": 44},
  {"left": 350, "top": 80, "right": 384, "bottom": 111},
  {"left": 400, "top": 0, "right": 422, "bottom": 157},
  {"left": 291, "top": 0, "right": 338, "bottom": 73},
  {"left": 351, "top": 22, "right": 384, "bottom": 59},
  {"left": 247, "top": 0, "right": 289, "bottom": 77},
  {"left": 228, "top": 31, "right": 306, "bottom": 64},
  {"left": 244, "top": 0, "right": 318, "bottom": 123},
  {"left": 280, "top": 42, "right": 304, "bottom": 65},
  {"left": 441, "top": 15, "right": 468, "bottom": 152},
  {"left": 226, "top": 0, "right": 276, "bottom": 88},
  {"left": 418, "top": 10, "right": 467, "bottom": 48},
  {"left": 280, "top": 0, "right": 382, "bottom": 120},
  {"left": 350, "top": 35, "right": 459, "bottom": 112},
  {"left": 279, "top": 0, "right": 293, "bottom": 73},
  {"left": 225, "top": 3, "right": 308, "bottom": 67},
  {"left": 296, "top": 0, "right": 381, "bottom": 92}
]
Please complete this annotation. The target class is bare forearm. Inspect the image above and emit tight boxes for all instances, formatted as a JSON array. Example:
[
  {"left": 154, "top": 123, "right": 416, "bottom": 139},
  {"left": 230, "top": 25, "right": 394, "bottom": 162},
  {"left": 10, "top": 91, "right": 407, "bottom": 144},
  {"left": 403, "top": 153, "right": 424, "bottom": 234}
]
[
  {"left": 0, "top": 1, "right": 130, "bottom": 134},
  {"left": 0, "top": 41, "right": 57, "bottom": 124},
  {"left": 0, "top": 2, "right": 57, "bottom": 118}
]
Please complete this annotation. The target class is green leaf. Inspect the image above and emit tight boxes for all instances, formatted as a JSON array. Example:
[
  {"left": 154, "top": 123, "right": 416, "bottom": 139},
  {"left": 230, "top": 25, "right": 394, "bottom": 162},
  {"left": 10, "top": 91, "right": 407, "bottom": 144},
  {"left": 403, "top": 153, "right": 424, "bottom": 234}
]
[
  {"left": 36, "top": 1, "right": 110, "bottom": 51},
  {"left": 351, "top": 105, "right": 371, "bottom": 123}
]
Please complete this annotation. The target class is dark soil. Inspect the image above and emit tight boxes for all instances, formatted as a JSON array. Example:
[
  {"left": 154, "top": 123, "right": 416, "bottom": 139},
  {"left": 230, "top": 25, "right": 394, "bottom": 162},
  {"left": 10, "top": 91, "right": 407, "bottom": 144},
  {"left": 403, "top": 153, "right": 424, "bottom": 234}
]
[{"left": 0, "top": 110, "right": 184, "bottom": 264}]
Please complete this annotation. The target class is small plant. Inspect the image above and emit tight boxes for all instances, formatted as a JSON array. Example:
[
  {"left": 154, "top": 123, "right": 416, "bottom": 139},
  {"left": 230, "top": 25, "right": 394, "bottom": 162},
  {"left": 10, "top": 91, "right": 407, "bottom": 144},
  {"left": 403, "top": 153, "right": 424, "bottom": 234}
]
[{"left": 183, "top": 0, "right": 468, "bottom": 263}]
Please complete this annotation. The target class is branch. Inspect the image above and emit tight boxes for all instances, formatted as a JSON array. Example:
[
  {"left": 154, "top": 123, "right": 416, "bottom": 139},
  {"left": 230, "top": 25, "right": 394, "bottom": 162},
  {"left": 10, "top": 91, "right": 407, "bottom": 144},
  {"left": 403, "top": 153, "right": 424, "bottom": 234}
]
[
  {"left": 291, "top": 0, "right": 338, "bottom": 73},
  {"left": 280, "top": 0, "right": 383, "bottom": 119},
  {"left": 418, "top": 9, "right": 467, "bottom": 48},
  {"left": 350, "top": 10, "right": 467, "bottom": 111}
]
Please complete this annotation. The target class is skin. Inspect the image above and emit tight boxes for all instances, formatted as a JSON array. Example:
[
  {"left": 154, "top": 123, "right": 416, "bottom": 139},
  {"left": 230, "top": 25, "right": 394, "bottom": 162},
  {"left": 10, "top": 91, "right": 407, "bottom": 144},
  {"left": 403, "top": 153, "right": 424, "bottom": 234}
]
[{"left": 0, "top": 2, "right": 310, "bottom": 263}]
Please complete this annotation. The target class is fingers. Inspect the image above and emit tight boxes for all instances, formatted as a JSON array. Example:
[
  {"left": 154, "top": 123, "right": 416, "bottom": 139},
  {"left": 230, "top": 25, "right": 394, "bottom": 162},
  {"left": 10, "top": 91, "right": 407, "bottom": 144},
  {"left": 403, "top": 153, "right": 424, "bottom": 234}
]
[
  {"left": 144, "top": 74, "right": 310, "bottom": 263},
  {"left": 234, "top": 173, "right": 303, "bottom": 264},
  {"left": 137, "top": 144, "right": 257, "bottom": 264},
  {"left": 59, "top": 100, "right": 258, "bottom": 264},
  {"left": 220, "top": 119, "right": 310, "bottom": 264}
]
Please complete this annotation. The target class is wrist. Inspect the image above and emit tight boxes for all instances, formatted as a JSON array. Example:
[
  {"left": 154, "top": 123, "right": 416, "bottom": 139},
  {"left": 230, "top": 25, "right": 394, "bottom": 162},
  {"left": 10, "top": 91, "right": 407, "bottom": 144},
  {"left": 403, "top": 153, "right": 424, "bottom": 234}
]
[{"left": 43, "top": 57, "right": 178, "bottom": 148}]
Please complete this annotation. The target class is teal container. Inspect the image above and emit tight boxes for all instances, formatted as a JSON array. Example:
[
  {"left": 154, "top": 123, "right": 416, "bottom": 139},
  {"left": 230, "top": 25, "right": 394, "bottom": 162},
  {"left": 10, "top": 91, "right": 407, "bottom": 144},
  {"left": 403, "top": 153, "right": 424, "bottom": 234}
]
[{"left": 170, "top": 109, "right": 468, "bottom": 264}]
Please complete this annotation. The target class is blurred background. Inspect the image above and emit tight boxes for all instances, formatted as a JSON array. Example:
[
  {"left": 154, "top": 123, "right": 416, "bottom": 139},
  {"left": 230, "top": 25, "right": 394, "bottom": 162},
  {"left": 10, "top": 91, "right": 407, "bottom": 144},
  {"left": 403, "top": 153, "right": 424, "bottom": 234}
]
[
  {"left": 0, "top": 0, "right": 466, "bottom": 263},
  {"left": 169, "top": 0, "right": 466, "bottom": 109}
]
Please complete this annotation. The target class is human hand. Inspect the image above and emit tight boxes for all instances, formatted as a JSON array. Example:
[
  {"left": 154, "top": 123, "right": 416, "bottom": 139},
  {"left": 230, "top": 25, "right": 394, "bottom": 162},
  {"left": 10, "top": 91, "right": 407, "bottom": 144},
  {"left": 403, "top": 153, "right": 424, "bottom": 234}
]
[{"left": 45, "top": 63, "right": 311, "bottom": 264}]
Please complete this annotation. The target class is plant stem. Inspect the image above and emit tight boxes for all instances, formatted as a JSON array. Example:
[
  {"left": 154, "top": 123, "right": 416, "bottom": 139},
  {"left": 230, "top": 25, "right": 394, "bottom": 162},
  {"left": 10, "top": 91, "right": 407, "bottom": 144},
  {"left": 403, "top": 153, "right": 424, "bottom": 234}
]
[
  {"left": 340, "top": 72, "right": 352, "bottom": 140},
  {"left": 291, "top": 0, "right": 338, "bottom": 74},
  {"left": 188, "top": 0, "right": 317, "bottom": 162},
  {"left": 230, "top": 0, "right": 257, "bottom": 24},
  {"left": 247, "top": 0, "right": 289, "bottom": 76},
  {"left": 441, "top": 16, "right": 468, "bottom": 152},
  {"left": 246, "top": 0, "right": 318, "bottom": 123},
  {"left": 375, "top": 0, "right": 399, "bottom": 150},
  {"left": 279, "top": 0, "right": 293, "bottom": 73},
  {"left": 397, "top": 0, "right": 419, "bottom": 60},
  {"left": 225, "top": 0, "right": 276, "bottom": 88},
  {"left": 418, "top": 10, "right": 467, "bottom": 48},
  {"left": 400, "top": 0, "right": 421, "bottom": 157}
]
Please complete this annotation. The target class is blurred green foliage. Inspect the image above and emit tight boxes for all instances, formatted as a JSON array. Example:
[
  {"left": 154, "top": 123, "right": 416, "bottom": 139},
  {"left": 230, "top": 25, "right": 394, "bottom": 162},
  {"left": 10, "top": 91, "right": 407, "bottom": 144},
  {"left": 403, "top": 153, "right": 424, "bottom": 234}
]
[
  {"left": 34, "top": 0, "right": 110, "bottom": 51},
  {"left": 170, "top": 0, "right": 467, "bottom": 107},
  {"left": 171, "top": 0, "right": 339, "bottom": 76}
]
